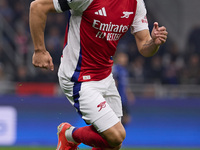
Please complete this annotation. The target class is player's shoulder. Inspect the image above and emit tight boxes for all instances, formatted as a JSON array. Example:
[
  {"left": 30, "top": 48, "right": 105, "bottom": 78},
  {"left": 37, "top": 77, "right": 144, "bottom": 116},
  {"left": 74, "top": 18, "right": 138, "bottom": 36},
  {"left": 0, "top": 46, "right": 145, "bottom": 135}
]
[
  {"left": 135, "top": 0, "right": 147, "bottom": 16},
  {"left": 68, "top": 0, "right": 93, "bottom": 11}
]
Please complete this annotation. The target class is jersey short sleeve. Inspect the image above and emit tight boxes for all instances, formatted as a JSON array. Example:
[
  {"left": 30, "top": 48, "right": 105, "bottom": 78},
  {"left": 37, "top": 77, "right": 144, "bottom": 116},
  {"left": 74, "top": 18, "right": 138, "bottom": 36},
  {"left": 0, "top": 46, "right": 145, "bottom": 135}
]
[
  {"left": 53, "top": 0, "right": 93, "bottom": 12},
  {"left": 131, "top": 0, "right": 149, "bottom": 34}
]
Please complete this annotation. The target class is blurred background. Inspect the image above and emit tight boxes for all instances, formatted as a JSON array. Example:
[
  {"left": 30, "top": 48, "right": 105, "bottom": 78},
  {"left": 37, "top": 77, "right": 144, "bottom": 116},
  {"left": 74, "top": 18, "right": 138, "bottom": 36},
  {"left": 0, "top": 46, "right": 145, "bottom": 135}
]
[{"left": 0, "top": 0, "right": 200, "bottom": 149}]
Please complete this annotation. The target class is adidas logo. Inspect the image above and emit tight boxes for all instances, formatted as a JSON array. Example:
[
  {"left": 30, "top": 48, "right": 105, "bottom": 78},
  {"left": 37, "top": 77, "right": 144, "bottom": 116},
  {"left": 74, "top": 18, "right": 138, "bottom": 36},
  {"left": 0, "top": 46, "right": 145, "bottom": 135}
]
[{"left": 95, "top": 7, "right": 107, "bottom": 16}]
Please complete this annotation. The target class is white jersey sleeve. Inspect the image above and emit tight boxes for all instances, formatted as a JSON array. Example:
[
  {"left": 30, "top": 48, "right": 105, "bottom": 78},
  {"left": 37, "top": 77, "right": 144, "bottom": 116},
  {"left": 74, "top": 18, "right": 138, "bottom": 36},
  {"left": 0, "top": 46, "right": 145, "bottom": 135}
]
[
  {"left": 53, "top": 0, "right": 93, "bottom": 13},
  {"left": 131, "top": 0, "right": 149, "bottom": 34}
]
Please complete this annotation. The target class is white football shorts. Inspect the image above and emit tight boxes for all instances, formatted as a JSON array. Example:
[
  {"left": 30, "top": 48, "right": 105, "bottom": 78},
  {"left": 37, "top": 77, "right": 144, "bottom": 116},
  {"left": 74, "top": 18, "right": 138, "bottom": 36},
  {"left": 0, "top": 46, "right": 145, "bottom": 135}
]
[{"left": 58, "top": 73, "right": 122, "bottom": 133}]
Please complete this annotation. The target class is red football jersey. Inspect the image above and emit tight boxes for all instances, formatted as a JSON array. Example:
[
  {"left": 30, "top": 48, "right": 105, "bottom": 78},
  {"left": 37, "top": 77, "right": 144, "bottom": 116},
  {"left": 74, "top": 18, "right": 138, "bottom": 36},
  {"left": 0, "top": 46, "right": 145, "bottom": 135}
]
[{"left": 53, "top": 0, "right": 148, "bottom": 82}]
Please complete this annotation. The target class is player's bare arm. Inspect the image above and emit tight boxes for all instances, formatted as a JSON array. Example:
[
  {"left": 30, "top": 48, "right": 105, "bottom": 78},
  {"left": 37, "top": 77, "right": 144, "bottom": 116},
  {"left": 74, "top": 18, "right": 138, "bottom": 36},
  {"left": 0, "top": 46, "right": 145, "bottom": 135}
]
[
  {"left": 29, "top": 0, "right": 56, "bottom": 71},
  {"left": 134, "top": 22, "right": 168, "bottom": 57}
]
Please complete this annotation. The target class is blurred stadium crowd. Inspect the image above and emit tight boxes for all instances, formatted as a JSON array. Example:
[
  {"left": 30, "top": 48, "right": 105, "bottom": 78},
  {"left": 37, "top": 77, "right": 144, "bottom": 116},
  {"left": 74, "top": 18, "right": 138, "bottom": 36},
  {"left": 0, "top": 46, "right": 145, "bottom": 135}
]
[{"left": 0, "top": 0, "right": 200, "bottom": 85}]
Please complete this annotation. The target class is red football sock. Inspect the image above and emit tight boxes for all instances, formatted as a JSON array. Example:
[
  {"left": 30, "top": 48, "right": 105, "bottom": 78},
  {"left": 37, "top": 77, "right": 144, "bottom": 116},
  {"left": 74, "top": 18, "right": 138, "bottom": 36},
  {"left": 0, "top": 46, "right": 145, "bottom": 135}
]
[{"left": 72, "top": 125, "right": 111, "bottom": 148}]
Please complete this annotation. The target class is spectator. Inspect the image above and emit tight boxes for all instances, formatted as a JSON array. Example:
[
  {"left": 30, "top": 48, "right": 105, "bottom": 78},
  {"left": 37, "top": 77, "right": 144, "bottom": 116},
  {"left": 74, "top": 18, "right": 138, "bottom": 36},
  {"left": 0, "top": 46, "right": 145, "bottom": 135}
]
[
  {"left": 15, "top": 22, "right": 29, "bottom": 64},
  {"left": 181, "top": 54, "right": 200, "bottom": 84},
  {"left": 187, "top": 25, "right": 200, "bottom": 55},
  {"left": 162, "top": 60, "right": 180, "bottom": 84},
  {"left": 13, "top": 65, "right": 30, "bottom": 82},
  {"left": 146, "top": 55, "right": 163, "bottom": 83},
  {"left": 0, "top": 0, "right": 14, "bottom": 24},
  {"left": 129, "top": 56, "right": 145, "bottom": 83}
]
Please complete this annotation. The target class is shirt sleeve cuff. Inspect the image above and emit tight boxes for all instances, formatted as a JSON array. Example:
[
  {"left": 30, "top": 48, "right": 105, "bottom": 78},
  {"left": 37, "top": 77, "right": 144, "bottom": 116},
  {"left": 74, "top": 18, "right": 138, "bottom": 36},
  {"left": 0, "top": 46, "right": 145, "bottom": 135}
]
[{"left": 53, "top": 0, "right": 63, "bottom": 13}]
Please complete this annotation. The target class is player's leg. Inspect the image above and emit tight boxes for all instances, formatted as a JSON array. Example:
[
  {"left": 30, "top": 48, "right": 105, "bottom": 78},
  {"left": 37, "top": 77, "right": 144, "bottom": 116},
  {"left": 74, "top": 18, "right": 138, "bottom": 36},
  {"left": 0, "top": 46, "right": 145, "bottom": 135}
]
[
  {"left": 99, "top": 74, "right": 125, "bottom": 149},
  {"left": 100, "top": 122, "right": 125, "bottom": 148},
  {"left": 72, "top": 74, "right": 125, "bottom": 149},
  {"left": 71, "top": 100, "right": 125, "bottom": 149},
  {"left": 71, "top": 119, "right": 125, "bottom": 149},
  {"left": 57, "top": 74, "right": 125, "bottom": 149},
  {"left": 57, "top": 76, "right": 113, "bottom": 149}
]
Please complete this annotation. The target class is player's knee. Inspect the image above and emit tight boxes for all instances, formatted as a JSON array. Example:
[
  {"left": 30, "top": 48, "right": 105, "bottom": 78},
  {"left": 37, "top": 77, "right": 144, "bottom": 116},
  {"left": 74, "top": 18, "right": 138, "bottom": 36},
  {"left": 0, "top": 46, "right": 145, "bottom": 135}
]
[
  {"left": 109, "top": 137, "right": 124, "bottom": 147},
  {"left": 107, "top": 129, "right": 126, "bottom": 147},
  {"left": 101, "top": 122, "right": 126, "bottom": 147}
]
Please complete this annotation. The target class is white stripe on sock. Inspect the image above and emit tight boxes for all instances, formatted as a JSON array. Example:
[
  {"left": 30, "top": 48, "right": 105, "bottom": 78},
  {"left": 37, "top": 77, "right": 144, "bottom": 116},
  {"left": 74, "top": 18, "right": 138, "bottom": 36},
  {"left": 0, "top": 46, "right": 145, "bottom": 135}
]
[{"left": 65, "top": 126, "right": 78, "bottom": 144}]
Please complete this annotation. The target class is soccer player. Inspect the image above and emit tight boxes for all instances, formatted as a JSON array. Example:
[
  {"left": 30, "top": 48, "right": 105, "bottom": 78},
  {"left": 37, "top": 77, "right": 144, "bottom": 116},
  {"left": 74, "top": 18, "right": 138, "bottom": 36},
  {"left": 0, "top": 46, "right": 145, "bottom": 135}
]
[
  {"left": 29, "top": 0, "right": 168, "bottom": 149},
  {"left": 112, "top": 52, "right": 135, "bottom": 127}
]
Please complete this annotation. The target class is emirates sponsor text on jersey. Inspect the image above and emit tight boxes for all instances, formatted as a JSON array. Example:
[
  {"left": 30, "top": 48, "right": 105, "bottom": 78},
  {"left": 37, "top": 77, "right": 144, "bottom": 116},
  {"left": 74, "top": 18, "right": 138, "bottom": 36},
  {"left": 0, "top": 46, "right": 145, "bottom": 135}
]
[{"left": 92, "top": 19, "right": 129, "bottom": 41}]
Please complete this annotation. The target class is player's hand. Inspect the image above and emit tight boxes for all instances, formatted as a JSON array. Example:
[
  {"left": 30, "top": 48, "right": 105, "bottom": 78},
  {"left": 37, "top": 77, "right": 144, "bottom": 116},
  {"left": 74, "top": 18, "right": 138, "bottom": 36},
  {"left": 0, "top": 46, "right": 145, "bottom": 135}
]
[
  {"left": 151, "top": 22, "right": 168, "bottom": 46},
  {"left": 32, "top": 50, "right": 54, "bottom": 71}
]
